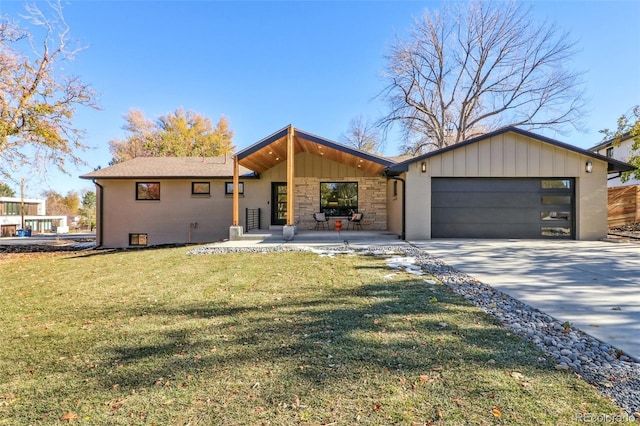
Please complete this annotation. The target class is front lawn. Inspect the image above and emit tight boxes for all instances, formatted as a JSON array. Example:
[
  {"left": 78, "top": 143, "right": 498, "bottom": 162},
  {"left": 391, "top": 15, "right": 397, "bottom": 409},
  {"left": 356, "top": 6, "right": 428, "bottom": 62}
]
[{"left": 0, "top": 247, "right": 625, "bottom": 425}]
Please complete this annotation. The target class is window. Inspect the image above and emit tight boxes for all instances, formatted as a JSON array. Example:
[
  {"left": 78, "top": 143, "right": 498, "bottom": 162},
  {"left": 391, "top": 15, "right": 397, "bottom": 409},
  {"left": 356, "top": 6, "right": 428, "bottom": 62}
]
[
  {"left": 541, "top": 179, "right": 571, "bottom": 189},
  {"left": 606, "top": 147, "right": 614, "bottom": 157},
  {"left": 1, "top": 202, "right": 20, "bottom": 215},
  {"left": 129, "top": 233, "right": 148, "bottom": 246},
  {"left": 541, "top": 211, "right": 571, "bottom": 221},
  {"left": 541, "top": 195, "right": 572, "bottom": 205},
  {"left": 192, "top": 182, "right": 210, "bottom": 195},
  {"left": 225, "top": 182, "right": 244, "bottom": 195},
  {"left": 541, "top": 227, "right": 571, "bottom": 237},
  {"left": 320, "top": 182, "right": 358, "bottom": 216},
  {"left": 136, "top": 182, "right": 160, "bottom": 200},
  {"left": 393, "top": 180, "right": 398, "bottom": 198}
]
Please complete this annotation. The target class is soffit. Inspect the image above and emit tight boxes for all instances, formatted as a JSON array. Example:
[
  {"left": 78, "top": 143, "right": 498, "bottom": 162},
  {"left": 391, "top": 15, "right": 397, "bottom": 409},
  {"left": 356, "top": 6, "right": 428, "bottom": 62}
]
[{"left": 236, "top": 127, "right": 394, "bottom": 175}]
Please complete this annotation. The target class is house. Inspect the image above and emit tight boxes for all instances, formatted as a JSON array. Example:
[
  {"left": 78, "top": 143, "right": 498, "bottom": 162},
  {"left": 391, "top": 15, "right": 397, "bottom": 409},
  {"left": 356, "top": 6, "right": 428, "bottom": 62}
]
[
  {"left": 589, "top": 133, "right": 639, "bottom": 187},
  {"left": 0, "top": 197, "right": 68, "bottom": 237},
  {"left": 80, "top": 125, "right": 635, "bottom": 248},
  {"left": 79, "top": 157, "right": 257, "bottom": 247}
]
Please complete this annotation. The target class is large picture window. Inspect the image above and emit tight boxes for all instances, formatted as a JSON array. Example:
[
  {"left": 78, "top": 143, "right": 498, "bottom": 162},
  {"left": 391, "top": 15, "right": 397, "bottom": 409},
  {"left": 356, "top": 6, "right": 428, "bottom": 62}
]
[
  {"left": 136, "top": 182, "right": 160, "bottom": 200},
  {"left": 320, "top": 182, "right": 358, "bottom": 216}
]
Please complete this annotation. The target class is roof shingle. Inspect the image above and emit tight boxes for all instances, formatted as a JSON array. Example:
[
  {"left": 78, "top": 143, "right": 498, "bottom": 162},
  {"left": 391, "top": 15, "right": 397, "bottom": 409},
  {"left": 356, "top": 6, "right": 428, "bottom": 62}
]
[{"left": 80, "top": 157, "right": 255, "bottom": 179}]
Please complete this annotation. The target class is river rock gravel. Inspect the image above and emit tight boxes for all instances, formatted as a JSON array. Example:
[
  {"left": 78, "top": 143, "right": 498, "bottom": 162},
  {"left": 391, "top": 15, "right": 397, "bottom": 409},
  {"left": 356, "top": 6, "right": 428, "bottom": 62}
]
[{"left": 189, "top": 243, "right": 640, "bottom": 417}]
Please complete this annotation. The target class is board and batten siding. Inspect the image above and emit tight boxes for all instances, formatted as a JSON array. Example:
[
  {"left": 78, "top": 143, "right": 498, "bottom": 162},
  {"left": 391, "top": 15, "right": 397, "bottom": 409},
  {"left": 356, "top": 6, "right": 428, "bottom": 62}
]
[{"left": 404, "top": 132, "right": 608, "bottom": 240}]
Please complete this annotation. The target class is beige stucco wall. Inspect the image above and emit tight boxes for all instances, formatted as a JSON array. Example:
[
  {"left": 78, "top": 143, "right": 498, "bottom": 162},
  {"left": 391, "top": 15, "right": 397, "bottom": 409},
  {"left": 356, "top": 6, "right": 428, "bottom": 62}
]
[
  {"left": 404, "top": 132, "right": 608, "bottom": 240},
  {"left": 94, "top": 152, "right": 391, "bottom": 247},
  {"left": 95, "top": 178, "right": 237, "bottom": 248},
  {"left": 239, "top": 152, "right": 388, "bottom": 231}
]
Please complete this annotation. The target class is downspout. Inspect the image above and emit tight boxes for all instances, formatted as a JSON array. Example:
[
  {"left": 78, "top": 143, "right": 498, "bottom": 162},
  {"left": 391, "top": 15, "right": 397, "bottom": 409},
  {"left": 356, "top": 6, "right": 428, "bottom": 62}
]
[
  {"left": 93, "top": 180, "right": 103, "bottom": 248},
  {"left": 386, "top": 175, "right": 406, "bottom": 241}
]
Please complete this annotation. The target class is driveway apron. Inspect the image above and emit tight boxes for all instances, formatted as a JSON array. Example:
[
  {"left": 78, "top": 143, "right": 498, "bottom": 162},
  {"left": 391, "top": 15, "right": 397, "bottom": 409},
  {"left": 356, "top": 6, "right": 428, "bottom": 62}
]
[{"left": 411, "top": 240, "right": 640, "bottom": 360}]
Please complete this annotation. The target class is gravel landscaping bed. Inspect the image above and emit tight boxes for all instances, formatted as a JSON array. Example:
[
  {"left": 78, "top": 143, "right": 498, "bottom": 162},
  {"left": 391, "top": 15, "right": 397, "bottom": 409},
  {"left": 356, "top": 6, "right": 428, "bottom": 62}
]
[
  {"left": 609, "top": 223, "right": 640, "bottom": 242},
  {"left": 190, "top": 243, "right": 640, "bottom": 418},
  {"left": 0, "top": 241, "right": 96, "bottom": 253}
]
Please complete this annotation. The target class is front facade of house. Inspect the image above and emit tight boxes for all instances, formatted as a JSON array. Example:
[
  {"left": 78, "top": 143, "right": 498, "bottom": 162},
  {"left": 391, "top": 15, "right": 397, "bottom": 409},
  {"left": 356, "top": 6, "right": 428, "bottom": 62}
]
[
  {"left": 81, "top": 126, "right": 634, "bottom": 248},
  {"left": 590, "top": 133, "right": 639, "bottom": 187}
]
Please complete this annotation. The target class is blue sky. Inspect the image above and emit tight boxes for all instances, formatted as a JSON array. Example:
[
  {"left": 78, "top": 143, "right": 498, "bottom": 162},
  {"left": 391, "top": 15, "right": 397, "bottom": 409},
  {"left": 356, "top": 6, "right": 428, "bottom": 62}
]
[{"left": 2, "top": 0, "right": 639, "bottom": 197}]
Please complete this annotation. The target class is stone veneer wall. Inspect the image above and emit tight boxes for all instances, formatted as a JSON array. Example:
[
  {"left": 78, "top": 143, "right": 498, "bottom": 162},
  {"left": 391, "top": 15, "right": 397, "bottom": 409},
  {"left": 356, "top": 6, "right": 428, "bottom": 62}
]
[{"left": 294, "top": 177, "right": 388, "bottom": 230}]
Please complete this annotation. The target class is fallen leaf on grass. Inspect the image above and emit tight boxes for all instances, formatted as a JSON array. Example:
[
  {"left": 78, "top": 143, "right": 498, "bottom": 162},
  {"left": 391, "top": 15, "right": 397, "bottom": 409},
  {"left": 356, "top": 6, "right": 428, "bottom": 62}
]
[
  {"left": 451, "top": 398, "right": 463, "bottom": 405},
  {"left": 491, "top": 406, "right": 502, "bottom": 417},
  {"left": 373, "top": 403, "right": 382, "bottom": 411},
  {"left": 60, "top": 412, "right": 78, "bottom": 422}
]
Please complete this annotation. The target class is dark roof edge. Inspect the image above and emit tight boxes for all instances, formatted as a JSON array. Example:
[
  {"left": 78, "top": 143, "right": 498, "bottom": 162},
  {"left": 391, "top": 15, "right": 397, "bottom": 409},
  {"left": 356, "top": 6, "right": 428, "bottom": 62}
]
[
  {"left": 235, "top": 126, "right": 290, "bottom": 160},
  {"left": 235, "top": 124, "right": 396, "bottom": 166},
  {"left": 388, "top": 127, "right": 636, "bottom": 173}
]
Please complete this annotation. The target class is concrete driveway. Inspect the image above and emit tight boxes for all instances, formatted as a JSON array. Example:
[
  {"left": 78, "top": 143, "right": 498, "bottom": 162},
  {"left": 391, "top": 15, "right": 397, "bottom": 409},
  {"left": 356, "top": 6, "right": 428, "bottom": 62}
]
[{"left": 411, "top": 239, "right": 640, "bottom": 360}]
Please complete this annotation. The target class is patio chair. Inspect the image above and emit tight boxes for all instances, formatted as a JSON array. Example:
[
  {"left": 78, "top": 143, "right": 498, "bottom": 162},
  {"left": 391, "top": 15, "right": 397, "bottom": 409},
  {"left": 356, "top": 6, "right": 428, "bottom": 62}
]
[
  {"left": 313, "top": 212, "right": 329, "bottom": 230},
  {"left": 347, "top": 212, "right": 363, "bottom": 231}
]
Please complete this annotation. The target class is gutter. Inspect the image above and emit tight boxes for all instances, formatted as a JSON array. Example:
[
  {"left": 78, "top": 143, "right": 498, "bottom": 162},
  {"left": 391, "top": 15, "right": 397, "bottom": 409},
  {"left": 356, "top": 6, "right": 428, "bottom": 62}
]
[
  {"left": 93, "top": 180, "right": 103, "bottom": 248},
  {"left": 607, "top": 172, "right": 622, "bottom": 181}
]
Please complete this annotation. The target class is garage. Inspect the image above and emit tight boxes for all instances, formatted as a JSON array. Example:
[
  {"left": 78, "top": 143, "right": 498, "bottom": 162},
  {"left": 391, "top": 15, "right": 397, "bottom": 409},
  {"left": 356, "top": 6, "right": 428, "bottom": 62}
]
[{"left": 431, "top": 177, "right": 574, "bottom": 239}]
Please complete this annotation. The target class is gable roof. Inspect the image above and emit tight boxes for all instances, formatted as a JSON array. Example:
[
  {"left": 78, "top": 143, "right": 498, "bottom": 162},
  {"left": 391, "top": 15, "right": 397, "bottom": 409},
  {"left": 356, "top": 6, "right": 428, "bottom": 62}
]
[
  {"left": 235, "top": 125, "right": 396, "bottom": 175},
  {"left": 80, "top": 156, "right": 256, "bottom": 180},
  {"left": 387, "top": 126, "right": 636, "bottom": 174}
]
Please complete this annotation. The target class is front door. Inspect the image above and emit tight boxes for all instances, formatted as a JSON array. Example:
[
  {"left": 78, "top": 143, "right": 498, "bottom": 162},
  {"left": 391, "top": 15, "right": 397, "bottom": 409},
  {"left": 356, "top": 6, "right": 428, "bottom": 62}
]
[{"left": 271, "top": 182, "right": 287, "bottom": 226}]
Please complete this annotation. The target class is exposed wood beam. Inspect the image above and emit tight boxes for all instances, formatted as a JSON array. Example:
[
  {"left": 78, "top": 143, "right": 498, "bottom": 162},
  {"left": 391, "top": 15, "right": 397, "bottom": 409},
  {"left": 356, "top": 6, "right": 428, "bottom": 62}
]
[
  {"left": 232, "top": 155, "right": 239, "bottom": 226},
  {"left": 286, "top": 125, "right": 295, "bottom": 226}
]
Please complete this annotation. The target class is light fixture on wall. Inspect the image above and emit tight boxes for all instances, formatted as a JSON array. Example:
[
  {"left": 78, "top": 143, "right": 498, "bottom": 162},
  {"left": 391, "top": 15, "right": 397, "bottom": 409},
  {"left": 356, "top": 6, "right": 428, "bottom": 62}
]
[
  {"left": 421, "top": 161, "right": 427, "bottom": 173},
  {"left": 585, "top": 161, "right": 593, "bottom": 173}
]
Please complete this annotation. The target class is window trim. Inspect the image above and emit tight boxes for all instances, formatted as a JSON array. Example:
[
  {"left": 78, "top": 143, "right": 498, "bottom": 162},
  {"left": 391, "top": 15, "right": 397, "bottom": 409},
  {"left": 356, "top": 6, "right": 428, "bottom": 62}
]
[
  {"left": 129, "top": 233, "right": 148, "bottom": 246},
  {"left": 225, "top": 182, "right": 244, "bottom": 195},
  {"left": 191, "top": 181, "right": 211, "bottom": 196},
  {"left": 136, "top": 182, "right": 160, "bottom": 201}
]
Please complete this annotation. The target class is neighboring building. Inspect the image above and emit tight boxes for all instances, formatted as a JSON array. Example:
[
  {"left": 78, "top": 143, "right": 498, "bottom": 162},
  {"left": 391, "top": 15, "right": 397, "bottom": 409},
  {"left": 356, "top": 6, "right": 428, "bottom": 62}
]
[
  {"left": 81, "top": 125, "right": 635, "bottom": 248},
  {"left": 589, "top": 133, "right": 639, "bottom": 187},
  {"left": 0, "top": 197, "right": 68, "bottom": 237}
]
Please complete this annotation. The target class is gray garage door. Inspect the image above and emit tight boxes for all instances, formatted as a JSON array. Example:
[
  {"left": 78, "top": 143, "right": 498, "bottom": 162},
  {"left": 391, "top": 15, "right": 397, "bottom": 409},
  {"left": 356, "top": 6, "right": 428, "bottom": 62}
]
[{"left": 431, "top": 178, "right": 574, "bottom": 239}]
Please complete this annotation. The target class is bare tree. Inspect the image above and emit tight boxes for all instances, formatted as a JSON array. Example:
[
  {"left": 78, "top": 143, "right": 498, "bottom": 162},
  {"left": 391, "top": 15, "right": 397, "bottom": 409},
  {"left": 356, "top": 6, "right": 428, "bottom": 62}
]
[
  {"left": 0, "top": 1, "right": 97, "bottom": 178},
  {"left": 379, "top": 1, "right": 585, "bottom": 155},
  {"left": 340, "top": 115, "right": 383, "bottom": 154}
]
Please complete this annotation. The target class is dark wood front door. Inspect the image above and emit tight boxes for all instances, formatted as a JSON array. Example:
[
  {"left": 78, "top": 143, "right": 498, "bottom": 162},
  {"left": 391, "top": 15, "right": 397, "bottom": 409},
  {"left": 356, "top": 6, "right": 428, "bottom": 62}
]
[{"left": 271, "top": 182, "right": 287, "bottom": 226}]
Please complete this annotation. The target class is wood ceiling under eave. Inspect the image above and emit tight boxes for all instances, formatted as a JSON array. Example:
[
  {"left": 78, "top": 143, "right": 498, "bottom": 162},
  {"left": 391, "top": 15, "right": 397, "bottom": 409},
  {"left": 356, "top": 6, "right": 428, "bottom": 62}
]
[{"left": 237, "top": 133, "right": 390, "bottom": 175}]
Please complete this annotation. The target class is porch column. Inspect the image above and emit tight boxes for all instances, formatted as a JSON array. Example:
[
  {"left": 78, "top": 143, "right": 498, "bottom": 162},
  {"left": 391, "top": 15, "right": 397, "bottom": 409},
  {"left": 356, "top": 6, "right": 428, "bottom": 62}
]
[
  {"left": 286, "top": 124, "right": 295, "bottom": 226},
  {"left": 232, "top": 155, "right": 239, "bottom": 226}
]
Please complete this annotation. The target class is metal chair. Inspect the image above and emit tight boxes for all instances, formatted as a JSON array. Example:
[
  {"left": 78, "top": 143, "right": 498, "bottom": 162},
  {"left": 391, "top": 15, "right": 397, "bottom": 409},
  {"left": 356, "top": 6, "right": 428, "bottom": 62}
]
[
  {"left": 347, "top": 212, "right": 363, "bottom": 230},
  {"left": 313, "top": 212, "right": 329, "bottom": 230}
]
